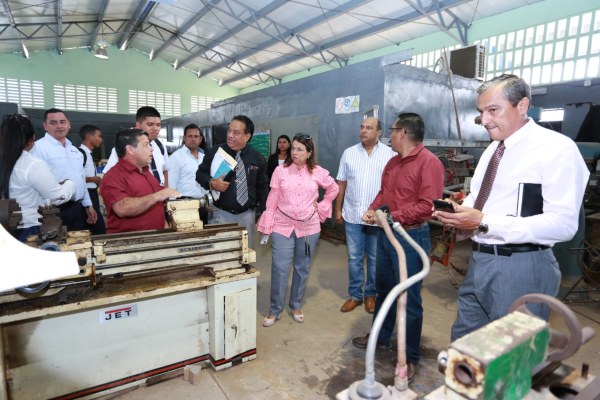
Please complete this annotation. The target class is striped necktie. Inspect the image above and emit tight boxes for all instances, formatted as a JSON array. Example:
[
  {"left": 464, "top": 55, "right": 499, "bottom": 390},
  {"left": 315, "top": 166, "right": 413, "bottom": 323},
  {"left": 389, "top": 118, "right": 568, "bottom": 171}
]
[
  {"left": 456, "top": 141, "right": 505, "bottom": 241},
  {"left": 235, "top": 151, "right": 248, "bottom": 206},
  {"left": 149, "top": 141, "right": 161, "bottom": 184}
]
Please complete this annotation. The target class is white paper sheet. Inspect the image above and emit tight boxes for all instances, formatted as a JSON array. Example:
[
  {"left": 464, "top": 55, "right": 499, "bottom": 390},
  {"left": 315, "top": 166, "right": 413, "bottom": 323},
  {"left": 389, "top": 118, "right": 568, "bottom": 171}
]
[{"left": 0, "top": 225, "right": 80, "bottom": 293}]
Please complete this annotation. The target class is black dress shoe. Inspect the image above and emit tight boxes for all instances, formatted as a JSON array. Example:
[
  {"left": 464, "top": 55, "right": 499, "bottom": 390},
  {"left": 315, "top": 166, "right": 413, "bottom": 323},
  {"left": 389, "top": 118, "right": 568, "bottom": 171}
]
[{"left": 351, "top": 333, "right": 391, "bottom": 350}]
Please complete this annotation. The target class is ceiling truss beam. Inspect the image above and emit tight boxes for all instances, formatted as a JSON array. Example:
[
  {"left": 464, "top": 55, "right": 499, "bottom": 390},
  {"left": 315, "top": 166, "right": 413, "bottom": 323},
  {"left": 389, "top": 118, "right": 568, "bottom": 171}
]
[
  {"left": 117, "top": 0, "right": 157, "bottom": 50},
  {"left": 405, "top": 0, "right": 469, "bottom": 45},
  {"left": 56, "top": 0, "right": 62, "bottom": 54},
  {"left": 151, "top": 0, "right": 221, "bottom": 61},
  {"left": 221, "top": 0, "right": 469, "bottom": 86},
  {"left": 178, "top": 0, "right": 288, "bottom": 69}
]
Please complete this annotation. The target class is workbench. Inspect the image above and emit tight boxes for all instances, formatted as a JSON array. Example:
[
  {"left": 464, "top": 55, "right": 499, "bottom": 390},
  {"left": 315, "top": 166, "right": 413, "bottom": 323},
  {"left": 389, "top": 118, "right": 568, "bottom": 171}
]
[{"left": 0, "top": 266, "right": 259, "bottom": 400}]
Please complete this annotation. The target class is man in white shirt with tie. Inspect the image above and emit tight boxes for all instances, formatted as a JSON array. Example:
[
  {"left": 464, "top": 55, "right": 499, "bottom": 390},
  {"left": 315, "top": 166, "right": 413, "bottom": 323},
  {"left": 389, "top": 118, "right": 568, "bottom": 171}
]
[
  {"left": 102, "top": 106, "right": 169, "bottom": 187},
  {"left": 434, "top": 74, "right": 589, "bottom": 340}
]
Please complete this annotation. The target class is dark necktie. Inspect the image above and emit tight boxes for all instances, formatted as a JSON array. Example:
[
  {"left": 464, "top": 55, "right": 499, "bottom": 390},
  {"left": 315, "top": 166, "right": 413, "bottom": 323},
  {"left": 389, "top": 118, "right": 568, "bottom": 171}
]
[
  {"left": 456, "top": 141, "right": 505, "bottom": 241},
  {"left": 235, "top": 151, "right": 248, "bottom": 206},
  {"left": 149, "top": 141, "right": 161, "bottom": 184}
]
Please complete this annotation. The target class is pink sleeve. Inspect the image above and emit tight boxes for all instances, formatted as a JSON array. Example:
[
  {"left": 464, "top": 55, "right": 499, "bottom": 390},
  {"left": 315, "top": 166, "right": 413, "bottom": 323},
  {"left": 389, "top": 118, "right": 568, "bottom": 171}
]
[
  {"left": 315, "top": 167, "right": 339, "bottom": 223},
  {"left": 256, "top": 167, "right": 281, "bottom": 234}
]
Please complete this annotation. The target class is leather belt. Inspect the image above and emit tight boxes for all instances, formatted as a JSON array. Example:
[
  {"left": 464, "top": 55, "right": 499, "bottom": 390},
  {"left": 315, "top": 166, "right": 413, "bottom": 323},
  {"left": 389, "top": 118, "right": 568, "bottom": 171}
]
[
  {"left": 57, "top": 200, "right": 82, "bottom": 210},
  {"left": 472, "top": 242, "right": 550, "bottom": 257},
  {"left": 402, "top": 222, "right": 428, "bottom": 231},
  {"left": 218, "top": 207, "right": 249, "bottom": 215}
]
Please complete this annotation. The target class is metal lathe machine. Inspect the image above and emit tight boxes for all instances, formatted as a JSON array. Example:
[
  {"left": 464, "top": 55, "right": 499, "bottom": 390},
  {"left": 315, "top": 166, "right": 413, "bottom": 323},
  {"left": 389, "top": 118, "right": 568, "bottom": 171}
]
[{"left": 0, "top": 198, "right": 258, "bottom": 400}]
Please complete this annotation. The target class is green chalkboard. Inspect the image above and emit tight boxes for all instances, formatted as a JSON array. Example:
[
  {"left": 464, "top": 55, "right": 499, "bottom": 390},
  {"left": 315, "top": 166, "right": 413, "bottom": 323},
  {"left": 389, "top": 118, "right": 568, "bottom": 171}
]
[{"left": 249, "top": 130, "right": 271, "bottom": 158}]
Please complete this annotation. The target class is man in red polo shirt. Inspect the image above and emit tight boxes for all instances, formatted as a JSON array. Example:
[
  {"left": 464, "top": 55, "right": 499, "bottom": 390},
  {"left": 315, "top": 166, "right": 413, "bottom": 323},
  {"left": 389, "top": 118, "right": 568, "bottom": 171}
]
[{"left": 100, "top": 129, "right": 180, "bottom": 233}]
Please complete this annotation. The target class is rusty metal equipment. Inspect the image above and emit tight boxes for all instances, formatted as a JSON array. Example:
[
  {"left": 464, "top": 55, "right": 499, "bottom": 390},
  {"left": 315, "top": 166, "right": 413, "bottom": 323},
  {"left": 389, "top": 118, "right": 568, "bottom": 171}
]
[
  {"left": 0, "top": 198, "right": 259, "bottom": 400},
  {"left": 427, "top": 294, "right": 598, "bottom": 400},
  {"left": 0, "top": 198, "right": 21, "bottom": 231}
]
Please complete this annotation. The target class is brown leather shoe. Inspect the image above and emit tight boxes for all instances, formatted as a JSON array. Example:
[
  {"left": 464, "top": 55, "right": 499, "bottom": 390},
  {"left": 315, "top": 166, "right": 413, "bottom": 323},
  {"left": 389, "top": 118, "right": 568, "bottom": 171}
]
[
  {"left": 364, "top": 296, "right": 376, "bottom": 313},
  {"left": 341, "top": 298, "right": 362, "bottom": 312},
  {"left": 351, "top": 333, "right": 391, "bottom": 350}
]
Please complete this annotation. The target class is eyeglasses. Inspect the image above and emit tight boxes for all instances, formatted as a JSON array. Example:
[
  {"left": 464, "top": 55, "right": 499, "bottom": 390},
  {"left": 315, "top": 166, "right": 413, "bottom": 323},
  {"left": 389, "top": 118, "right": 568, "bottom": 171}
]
[
  {"left": 294, "top": 133, "right": 312, "bottom": 141},
  {"left": 388, "top": 127, "right": 404, "bottom": 133}
]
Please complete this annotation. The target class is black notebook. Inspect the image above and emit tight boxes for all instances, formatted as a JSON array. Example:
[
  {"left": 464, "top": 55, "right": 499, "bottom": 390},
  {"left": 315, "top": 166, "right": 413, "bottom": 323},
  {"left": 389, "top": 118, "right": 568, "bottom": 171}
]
[{"left": 516, "top": 183, "right": 543, "bottom": 217}]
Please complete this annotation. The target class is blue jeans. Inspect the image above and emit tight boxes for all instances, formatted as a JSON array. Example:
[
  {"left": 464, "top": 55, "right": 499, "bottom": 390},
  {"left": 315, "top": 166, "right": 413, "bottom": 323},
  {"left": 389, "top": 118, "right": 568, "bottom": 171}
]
[
  {"left": 345, "top": 222, "right": 379, "bottom": 299},
  {"left": 373, "top": 225, "right": 430, "bottom": 364}
]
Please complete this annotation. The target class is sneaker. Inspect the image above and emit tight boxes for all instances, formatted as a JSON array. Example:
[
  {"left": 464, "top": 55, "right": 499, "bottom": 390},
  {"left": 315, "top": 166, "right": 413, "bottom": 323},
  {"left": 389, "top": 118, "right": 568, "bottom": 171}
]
[
  {"left": 351, "top": 333, "right": 391, "bottom": 350},
  {"left": 341, "top": 298, "right": 363, "bottom": 312}
]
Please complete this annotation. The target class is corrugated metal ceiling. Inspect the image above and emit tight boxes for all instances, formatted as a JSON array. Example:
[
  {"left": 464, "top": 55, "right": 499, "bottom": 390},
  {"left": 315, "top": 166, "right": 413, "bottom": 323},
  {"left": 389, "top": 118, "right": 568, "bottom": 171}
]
[{"left": 0, "top": 0, "right": 542, "bottom": 89}]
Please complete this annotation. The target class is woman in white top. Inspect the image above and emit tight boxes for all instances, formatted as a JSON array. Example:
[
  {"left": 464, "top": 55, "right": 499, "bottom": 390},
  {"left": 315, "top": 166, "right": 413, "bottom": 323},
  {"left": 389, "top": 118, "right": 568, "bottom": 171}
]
[{"left": 0, "top": 114, "right": 75, "bottom": 241}]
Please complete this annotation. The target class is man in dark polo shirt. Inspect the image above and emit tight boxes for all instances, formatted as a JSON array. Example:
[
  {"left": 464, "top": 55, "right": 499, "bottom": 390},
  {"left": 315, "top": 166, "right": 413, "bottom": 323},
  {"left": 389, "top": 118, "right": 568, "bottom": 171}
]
[
  {"left": 100, "top": 129, "right": 180, "bottom": 234},
  {"left": 196, "top": 115, "right": 268, "bottom": 246}
]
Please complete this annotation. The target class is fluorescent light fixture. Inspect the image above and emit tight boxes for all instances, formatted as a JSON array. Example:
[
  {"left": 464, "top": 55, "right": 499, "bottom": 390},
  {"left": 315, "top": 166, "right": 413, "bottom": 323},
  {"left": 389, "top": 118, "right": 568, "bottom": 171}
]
[
  {"left": 21, "top": 42, "right": 29, "bottom": 59},
  {"left": 95, "top": 47, "right": 109, "bottom": 60}
]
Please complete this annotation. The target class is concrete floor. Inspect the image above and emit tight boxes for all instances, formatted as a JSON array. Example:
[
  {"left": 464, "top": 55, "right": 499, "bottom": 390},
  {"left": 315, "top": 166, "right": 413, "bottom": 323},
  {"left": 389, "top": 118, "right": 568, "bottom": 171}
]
[{"left": 110, "top": 231, "right": 600, "bottom": 400}]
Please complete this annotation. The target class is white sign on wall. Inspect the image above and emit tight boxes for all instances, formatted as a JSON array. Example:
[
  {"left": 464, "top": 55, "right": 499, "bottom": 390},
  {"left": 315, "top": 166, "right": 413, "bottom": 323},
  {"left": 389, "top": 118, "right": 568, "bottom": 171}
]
[{"left": 335, "top": 95, "right": 360, "bottom": 114}]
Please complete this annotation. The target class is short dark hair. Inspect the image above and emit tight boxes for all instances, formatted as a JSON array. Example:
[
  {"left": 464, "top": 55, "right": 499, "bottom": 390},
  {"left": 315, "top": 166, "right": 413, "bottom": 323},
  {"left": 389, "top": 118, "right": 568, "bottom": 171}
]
[
  {"left": 44, "top": 108, "right": 68, "bottom": 121},
  {"left": 232, "top": 115, "right": 254, "bottom": 138},
  {"left": 136, "top": 106, "right": 161, "bottom": 122},
  {"left": 395, "top": 113, "right": 425, "bottom": 143},
  {"left": 115, "top": 128, "right": 148, "bottom": 158},
  {"left": 79, "top": 124, "right": 100, "bottom": 140},
  {"left": 477, "top": 74, "right": 531, "bottom": 108},
  {"left": 184, "top": 123, "right": 200, "bottom": 136}
]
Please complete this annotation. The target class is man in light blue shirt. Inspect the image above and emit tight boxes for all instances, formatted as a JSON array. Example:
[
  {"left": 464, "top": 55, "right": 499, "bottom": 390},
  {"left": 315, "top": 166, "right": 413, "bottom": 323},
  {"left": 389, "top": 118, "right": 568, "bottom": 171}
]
[
  {"left": 335, "top": 117, "right": 395, "bottom": 314},
  {"left": 170, "top": 123, "right": 209, "bottom": 223},
  {"left": 31, "top": 108, "right": 97, "bottom": 231}
]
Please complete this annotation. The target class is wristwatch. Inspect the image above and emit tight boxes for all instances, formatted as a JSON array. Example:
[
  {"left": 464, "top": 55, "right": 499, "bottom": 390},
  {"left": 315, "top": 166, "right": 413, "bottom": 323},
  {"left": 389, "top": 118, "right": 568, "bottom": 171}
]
[{"left": 477, "top": 223, "right": 489, "bottom": 234}]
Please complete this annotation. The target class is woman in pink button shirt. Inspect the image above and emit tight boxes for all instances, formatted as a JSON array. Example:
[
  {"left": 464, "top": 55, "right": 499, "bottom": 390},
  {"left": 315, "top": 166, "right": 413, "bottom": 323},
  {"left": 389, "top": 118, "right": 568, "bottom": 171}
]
[{"left": 258, "top": 133, "right": 339, "bottom": 327}]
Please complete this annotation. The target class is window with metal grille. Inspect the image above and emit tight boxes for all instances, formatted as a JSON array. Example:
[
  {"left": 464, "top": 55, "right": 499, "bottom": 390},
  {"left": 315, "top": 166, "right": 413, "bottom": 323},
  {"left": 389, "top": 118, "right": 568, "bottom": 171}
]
[
  {"left": 404, "top": 8, "right": 600, "bottom": 85},
  {"left": 128, "top": 90, "right": 181, "bottom": 117},
  {"left": 190, "top": 95, "right": 221, "bottom": 112},
  {"left": 0, "top": 78, "right": 44, "bottom": 108},
  {"left": 53, "top": 84, "right": 117, "bottom": 113}
]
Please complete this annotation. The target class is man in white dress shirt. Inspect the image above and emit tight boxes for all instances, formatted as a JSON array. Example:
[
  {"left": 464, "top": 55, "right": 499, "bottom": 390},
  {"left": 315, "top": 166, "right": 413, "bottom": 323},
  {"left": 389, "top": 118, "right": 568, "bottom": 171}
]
[
  {"left": 102, "top": 106, "right": 169, "bottom": 187},
  {"left": 169, "top": 123, "right": 209, "bottom": 223},
  {"left": 335, "top": 117, "right": 395, "bottom": 314},
  {"left": 434, "top": 74, "right": 589, "bottom": 340},
  {"left": 31, "top": 108, "right": 97, "bottom": 231},
  {"left": 79, "top": 124, "right": 106, "bottom": 234}
]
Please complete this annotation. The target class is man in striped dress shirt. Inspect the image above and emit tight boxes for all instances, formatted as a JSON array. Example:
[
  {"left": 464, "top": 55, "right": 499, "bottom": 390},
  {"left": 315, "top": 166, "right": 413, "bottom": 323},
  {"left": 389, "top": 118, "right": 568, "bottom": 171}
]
[{"left": 335, "top": 117, "right": 395, "bottom": 314}]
